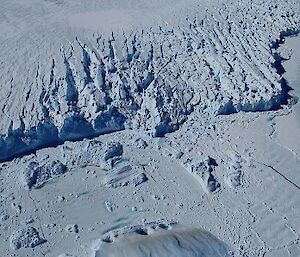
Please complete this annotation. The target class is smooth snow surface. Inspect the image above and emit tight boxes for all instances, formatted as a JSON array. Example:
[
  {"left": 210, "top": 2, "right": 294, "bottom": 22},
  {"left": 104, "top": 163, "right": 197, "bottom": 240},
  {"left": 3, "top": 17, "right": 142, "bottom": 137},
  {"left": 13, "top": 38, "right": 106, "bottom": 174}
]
[
  {"left": 0, "top": 0, "right": 300, "bottom": 257},
  {"left": 274, "top": 35, "right": 300, "bottom": 156}
]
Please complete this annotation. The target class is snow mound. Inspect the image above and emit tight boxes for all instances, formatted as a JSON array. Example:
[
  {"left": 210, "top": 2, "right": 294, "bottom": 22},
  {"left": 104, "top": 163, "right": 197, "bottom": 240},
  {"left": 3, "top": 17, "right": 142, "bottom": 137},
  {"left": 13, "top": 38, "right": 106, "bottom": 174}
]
[
  {"left": 93, "top": 223, "right": 231, "bottom": 257},
  {"left": 10, "top": 226, "right": 45, "bottom": 250}
]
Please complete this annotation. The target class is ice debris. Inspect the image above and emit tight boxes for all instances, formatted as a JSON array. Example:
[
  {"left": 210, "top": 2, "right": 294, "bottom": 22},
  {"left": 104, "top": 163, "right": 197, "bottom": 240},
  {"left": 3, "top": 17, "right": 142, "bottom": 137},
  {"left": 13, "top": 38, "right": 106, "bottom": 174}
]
[
  {"left": 101, "top": 220, "right": 176, "bottom": 243},
  {"left": 133, "top": 138, "right": 148, "bottom": 149},
  {"left": 104, "top": 201, "right": 117, "bottom": 213},
  {"left": 61, "top": 140, "right": 123, "bottom": 169},
  {"left": 10, "top": 226, "right": 45, "bottom": 250},
  {"left": 103, "top": 164, "right": 148, "bottom": 188},
  {"left": 184, "top": 157, "right": 220, "bottom": 193},
  {"left": 225, "top": 151, "right": 243, "bottom": 188},
  {"left": 21, "top": 160, "right": 66, "bottom": 189},
  {"left": 65, "top": 224, "right": 79, "bottom": 234}
]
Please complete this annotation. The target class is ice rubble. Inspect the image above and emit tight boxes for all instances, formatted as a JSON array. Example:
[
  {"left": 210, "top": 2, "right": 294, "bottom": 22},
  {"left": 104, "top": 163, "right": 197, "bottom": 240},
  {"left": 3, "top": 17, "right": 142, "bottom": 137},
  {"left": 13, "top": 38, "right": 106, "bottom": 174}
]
[
  {"left": 21, "top": 160, "right": 66, "bottom": 189},
  {"left": 61, "top": 139, "right": 148, "bottom": 189},
  {"left": 20, "top": 139, "right": 126, "bottom": 189},
  {"left": 132, "top": 137, "right": 148, "bottom": 149},
  {"left": 10, "top": 226, "right": 45, "bottom": 250},
  {"left": 182, "top": 156, "right": 220, "bottom": 193},
  {"left": 65, "top": 224, "right": 79, "bottom": 234},
  {"left": 61, "top": 139, "right": 123, "bottom": 169},
  {"left": 157, "top": 137, "right": 221, "bottom": 193},
  {"left": 104, "top": 201, "right": 118, "bottom": 213},
  {"left": 224, "top": 151, "right": 244, "bottom": 189},
  {"left": 99, "top": 220, "right": 177, "bottom": 244},
  {"left": 19, "top": 138, "right": 149, "bottom": 191},
  {"left": 92, "top": 222, "right": 231, "bottom": 257},
  {"left": 103, "top": 164, "right": 148, "bottom": 188}
]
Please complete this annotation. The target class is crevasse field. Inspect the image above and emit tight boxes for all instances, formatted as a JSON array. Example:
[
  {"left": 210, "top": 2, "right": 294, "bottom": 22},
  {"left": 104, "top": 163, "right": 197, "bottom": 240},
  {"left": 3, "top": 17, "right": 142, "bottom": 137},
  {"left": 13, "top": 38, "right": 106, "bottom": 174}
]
[{"left": 0, "top": 0, "right": 300, "bottom": 256}]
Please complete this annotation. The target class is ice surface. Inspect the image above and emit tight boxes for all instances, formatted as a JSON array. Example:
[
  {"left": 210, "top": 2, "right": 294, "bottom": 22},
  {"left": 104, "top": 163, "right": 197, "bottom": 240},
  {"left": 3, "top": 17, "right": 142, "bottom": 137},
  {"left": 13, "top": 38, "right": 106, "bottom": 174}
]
[{"left": 1, "top": 0, "right": 300, "bottom": 257}]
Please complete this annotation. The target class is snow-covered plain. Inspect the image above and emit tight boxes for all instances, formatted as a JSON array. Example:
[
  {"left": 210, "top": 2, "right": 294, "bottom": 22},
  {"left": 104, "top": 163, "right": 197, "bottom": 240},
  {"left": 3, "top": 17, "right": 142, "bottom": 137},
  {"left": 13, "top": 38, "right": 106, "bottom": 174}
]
[{"left": 0, "top": 0, "right": 300, "bottom": 256}]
